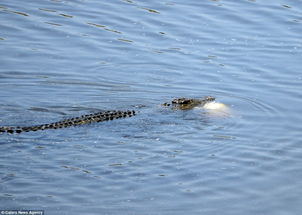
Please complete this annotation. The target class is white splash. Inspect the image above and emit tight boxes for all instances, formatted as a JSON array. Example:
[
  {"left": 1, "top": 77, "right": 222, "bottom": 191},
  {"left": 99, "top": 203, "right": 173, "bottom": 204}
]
[
  {"left": 201, "top": 102, "right": 232, "bottom": 117},
  {"left": 203, "top": 102, "right": 227, "bottom": 110}
]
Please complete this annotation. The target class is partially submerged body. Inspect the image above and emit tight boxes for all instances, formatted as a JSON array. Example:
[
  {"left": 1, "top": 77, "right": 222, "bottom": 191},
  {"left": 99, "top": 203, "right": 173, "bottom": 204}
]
[
  {"left": 162, "top": 96, "right": 216, "bottom": 110},
  {"left": 162, "top": 96, "right": 230, "bottom": 116},
  {"left": 0, "top": 110, "right": 136, "bottom": 134},
  {"left": 0, "top": 96, "right": 228, "bottom": 134}
]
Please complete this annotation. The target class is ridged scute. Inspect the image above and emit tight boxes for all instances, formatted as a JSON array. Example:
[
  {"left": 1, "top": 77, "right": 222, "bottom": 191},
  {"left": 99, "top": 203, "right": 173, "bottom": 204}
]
[
  {"left": 0, "top": 96, "right": 215, "bottom": 134},
  {"left": 0, "top": 110, "right": 135, "bottom": 134},
  {"left": 162, "top": 96, "right": 215, "bottom": 110}
]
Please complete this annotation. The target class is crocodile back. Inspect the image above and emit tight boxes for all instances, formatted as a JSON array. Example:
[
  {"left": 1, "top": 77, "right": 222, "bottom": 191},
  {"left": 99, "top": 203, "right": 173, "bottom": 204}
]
[{"left": 0, "top": 110, "right": 135, "bottom": 134}]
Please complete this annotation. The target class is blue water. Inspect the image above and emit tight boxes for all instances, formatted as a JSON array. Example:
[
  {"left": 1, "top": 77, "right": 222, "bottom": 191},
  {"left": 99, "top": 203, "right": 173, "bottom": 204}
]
[{"left": 1, "top": 0, "right": 302, "bottom": 214}]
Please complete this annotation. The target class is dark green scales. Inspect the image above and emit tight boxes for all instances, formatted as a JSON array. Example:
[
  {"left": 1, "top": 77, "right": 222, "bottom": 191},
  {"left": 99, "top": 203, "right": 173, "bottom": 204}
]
[{"left": 0, "top": 96, "right": 215, "bottom": 134}]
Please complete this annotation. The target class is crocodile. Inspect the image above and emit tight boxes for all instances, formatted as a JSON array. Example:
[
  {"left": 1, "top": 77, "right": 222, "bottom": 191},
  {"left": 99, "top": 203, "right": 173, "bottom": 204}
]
[
  {"left": 0, "top": 96, "right": 215, "bottom": 134},
  {"left": 162, "top": 96, "right": 215, "bottom": 110}
]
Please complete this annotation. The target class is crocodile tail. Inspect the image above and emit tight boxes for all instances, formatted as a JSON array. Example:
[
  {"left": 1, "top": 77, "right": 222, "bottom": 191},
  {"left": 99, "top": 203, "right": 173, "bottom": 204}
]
[
  {"left": 0, "top": 126, "right": 23, "bottom": 134},
  {"left": 0, "top": 110, "right": 136, "bottom": 134}
]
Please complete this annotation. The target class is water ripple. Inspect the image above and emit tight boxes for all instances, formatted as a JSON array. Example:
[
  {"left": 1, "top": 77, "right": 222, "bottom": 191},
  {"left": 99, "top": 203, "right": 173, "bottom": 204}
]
[{"left": 1, "top": 0, "right": 302, "bottom": 214}]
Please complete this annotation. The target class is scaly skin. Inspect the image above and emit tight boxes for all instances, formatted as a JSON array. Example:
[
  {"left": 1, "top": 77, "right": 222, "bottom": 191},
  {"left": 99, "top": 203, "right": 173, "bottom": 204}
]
[
  {"left": 162, "top": 96, "right": 215, "bottom": 110},
  {"left": 0, "top": 96, "right": 215, "bottom": 134},
  {"left": 0, "top": 110, "right": 135, "bottom": 134}
]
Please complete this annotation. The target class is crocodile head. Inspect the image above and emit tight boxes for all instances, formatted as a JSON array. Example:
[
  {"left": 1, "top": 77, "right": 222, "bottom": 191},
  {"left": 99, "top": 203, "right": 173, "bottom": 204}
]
[{"left": 162, "top": 96, "right": 215, "bottom": 110}]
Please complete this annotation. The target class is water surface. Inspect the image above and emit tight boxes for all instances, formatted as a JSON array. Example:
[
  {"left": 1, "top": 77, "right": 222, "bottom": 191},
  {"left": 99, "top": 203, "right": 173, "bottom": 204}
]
[{"left": 1, "top": 0, "right": 302, "bottom": 214}]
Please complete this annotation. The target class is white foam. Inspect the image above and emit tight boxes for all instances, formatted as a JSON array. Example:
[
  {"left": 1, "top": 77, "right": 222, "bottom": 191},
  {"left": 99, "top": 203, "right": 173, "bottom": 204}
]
[
  {"left": 203, "top": 102, "right": 227, "bottom": 110},
  {"left": 202, "top": 102, "right": 231, "bottom": 117}
]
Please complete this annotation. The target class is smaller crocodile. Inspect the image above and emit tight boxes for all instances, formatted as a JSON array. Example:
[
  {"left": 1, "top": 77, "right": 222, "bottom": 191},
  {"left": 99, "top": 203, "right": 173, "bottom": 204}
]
[{"left": 0, "top": 96, "right": 215, "bottom": 134}]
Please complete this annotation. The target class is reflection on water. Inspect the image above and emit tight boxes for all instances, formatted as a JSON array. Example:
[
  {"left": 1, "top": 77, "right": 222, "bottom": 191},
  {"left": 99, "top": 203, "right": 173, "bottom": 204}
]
[{"left": 1, "top": 0, "right": 302, "bottom": 214}]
